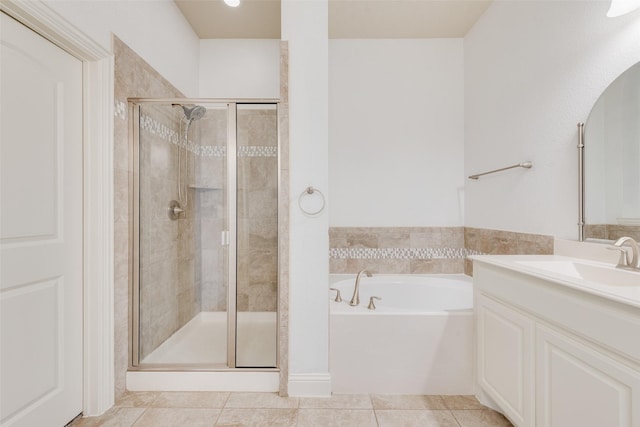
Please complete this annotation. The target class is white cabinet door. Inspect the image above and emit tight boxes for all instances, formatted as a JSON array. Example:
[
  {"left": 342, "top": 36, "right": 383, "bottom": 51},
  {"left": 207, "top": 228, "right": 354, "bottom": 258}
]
[
  {"left": 477, "top": 293, "right": 535, "bottom": 427},
  {"left": 1, "top": 12, "right": 83, "bottom": 427},
  {"left": 536, "top": 325, "right": 640, "bottom": 427}
]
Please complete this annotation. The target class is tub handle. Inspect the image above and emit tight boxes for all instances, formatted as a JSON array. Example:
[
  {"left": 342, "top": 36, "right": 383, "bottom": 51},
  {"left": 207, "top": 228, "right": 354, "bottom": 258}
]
[
  {"left": 367, "top": 296, "right": 382, "bottom": 310},
  {"left": 329, "top": 288, "right": 342, "bottom": 302}
]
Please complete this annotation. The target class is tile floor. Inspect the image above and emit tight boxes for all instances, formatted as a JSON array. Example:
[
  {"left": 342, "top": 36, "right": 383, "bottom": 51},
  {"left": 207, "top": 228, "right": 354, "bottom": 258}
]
[{"left": 70, "top": 392, "right": 513, "bottom": 427}]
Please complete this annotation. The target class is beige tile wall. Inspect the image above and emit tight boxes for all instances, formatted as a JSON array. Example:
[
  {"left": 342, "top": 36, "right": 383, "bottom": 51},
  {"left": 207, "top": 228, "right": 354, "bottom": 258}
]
[
  {"left": 194, "top": 110, "right": 228, "bottom": 313},
  {"left": 463, "top": 227, "right": 553, "bottom": 275},
  {"left": 585, "top": 224, "right": 640, "bottom": 241},
  {"left": 237, "top": 108, "right": 279, "bottom": 313},
  {"left": 138, "top": 104, "right": 199, "bottom": 360},
  {"left": 115, "top": 38, "right": 291, "bottom": 397},
  {"left": 278, "top": 41, "right": 290, "bottom": 396},
  {"left": 114, "top": 37, "right": 185, "bottom": 397},
  {"left": 328, "top": 226, "right": 554, "bottom": 277},
  {"left": 329, "top": 227, "right": 466, "bottom": 274}
]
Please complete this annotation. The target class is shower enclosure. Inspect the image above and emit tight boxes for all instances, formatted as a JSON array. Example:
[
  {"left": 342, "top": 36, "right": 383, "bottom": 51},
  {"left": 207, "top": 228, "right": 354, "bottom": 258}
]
[{"left": 129, "top": 99, "right": 279, "bottom": 370}]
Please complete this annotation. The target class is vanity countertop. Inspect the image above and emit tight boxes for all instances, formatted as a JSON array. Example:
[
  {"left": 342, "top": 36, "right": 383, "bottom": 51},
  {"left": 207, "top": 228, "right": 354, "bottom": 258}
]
[{"left": 472, "top": 255, "right": 640, "bottom": 309}]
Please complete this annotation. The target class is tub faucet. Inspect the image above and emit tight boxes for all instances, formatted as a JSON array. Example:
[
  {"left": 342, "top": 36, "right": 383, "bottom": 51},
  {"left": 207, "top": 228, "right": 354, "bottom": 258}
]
[
  {"left": 609, "top": 237, "right": 639, "bottom": 271},
  {"left": 349, "top": 270, "right": 372, "bottom": 306}
]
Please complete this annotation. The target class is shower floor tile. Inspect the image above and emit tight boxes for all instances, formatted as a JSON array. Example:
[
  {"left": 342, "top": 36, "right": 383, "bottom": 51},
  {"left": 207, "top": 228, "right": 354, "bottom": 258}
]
[{"left": 70, "top": 393, "right": 514, "bottom": 427}]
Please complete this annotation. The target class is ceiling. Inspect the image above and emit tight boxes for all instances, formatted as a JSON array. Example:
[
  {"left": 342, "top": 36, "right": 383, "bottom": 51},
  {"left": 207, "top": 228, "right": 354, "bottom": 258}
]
[{"left": 174, "top": 0, "right": 493, "bottom": 39}]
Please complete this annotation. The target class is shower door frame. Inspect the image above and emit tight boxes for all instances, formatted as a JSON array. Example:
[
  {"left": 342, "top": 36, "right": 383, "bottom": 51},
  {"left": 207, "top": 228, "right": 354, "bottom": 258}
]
[{"left": 128, "top": 98, "right": 280, "bottom": 371}]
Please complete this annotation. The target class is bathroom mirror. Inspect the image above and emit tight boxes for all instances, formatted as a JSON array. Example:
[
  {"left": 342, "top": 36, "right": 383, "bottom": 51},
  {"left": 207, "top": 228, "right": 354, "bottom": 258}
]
[{"left": 581, "top": 61, "right": 640, "bottom": 242}]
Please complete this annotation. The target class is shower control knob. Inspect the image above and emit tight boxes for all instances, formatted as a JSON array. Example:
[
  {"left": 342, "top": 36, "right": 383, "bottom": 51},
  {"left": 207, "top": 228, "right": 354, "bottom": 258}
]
[
  {"left": 367, "top": 296, "right": 381, "bottom": 310},
  {"left": 329, "top": 288, "right": 342, "bottom": 302},
  {"left": 168, "top": 200, "right": 185, "bottom": 220}
]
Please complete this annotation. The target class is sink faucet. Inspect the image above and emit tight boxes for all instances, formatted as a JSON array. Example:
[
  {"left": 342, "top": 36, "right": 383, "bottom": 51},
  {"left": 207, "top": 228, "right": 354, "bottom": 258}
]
[
  {"left": 349, "top": 270, "right": 372, "bottom": 306},
  {"left": 609, "top": 237, "right": 640, "bottom": 271}
]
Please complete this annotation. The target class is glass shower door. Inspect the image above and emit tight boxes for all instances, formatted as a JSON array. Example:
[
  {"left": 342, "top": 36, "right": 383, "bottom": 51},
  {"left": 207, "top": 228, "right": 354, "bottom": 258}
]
[
  {"left": 235, "top": 104, "right": 278, "bottom": 368},
  {"left": 134, "top": 102, "right": 229, "bottom": 368},
  {"left": 131, "top": 100, "right": 278, "bottom": 370}
]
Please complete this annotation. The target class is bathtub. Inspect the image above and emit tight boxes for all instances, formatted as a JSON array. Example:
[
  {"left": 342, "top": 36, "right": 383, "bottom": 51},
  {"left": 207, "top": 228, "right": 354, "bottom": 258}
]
[{"left": 329, "top": 274, "right": 474, "bottom": 394}]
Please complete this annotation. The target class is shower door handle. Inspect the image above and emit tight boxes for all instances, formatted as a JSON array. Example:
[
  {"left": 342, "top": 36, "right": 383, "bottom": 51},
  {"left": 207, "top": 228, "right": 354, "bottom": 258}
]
[{"left": 221, "top": 230, "right": 230, "bottom": 246}]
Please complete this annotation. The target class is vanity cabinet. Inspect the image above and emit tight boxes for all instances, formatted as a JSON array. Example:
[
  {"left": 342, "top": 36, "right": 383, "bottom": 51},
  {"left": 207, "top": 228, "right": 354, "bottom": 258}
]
[
  {"left": 536, "top": 324, "right": 640, "bottom": 427},
  {"left": 477, "top": 294, "right": 534, "bottom": 427},
  {"left": 474, "top": 260, "right": 640, "bottom": 427}
]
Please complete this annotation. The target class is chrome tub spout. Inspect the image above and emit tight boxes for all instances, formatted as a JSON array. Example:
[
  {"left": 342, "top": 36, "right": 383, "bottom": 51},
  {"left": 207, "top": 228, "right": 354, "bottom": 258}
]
[{"left": 349, "top": 270, "right": 372, "bottom": 306}]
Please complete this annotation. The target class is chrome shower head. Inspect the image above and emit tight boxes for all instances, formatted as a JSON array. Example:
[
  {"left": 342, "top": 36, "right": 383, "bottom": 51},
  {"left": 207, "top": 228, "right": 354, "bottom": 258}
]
[{"left": 182, "top": 105, "right": 206, "bottom": 121}]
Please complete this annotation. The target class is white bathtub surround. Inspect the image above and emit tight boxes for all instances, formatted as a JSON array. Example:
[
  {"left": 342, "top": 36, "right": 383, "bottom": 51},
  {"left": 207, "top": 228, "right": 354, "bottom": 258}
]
[
  {"left": 329, "top": 274, "right": 474, "bottom": 394},
  {"left": 331, "top": 275, "right": 473, "bottom": 312}
]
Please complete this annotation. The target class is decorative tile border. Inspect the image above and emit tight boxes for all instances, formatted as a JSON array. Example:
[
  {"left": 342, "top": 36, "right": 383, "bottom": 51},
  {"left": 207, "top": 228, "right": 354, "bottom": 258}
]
[
  {"left": 116, "top": 100, "right": 277, "bottom": 158},
  {"left": 329, "top": 226, "right": 551, "bottom": 275},
  {"left": 200, "top": 146, "right": 227, "bottom": 157},
  {"left": 329, "top": 227, "right": 467, "bottom": 274},
  {"left": 329, "top": 247, "right": 481, "bottom": 260},
  {"left": 139, "top": 113, "right": 181, "bottom": 145},
  {"left": 238, "top": 146, "right": 277, "bottom": 157},
  {"left": 114, "top": 100, "right": 127, "bottom": 120}
]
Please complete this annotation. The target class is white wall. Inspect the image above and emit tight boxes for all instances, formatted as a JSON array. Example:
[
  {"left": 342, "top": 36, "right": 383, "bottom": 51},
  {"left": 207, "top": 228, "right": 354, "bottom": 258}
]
[
  {"left": 199, "top": 40, "right": 280, "bottom": 99},
  {"left": 281, "top": 0, "right": 331, "bottom": 395},
  {"left": 464, "top": 0, "right": 640, "bottom": 239},
  {"left": 329, "top": 39, "right": 465, "bottom": 227},
  {"left": 46, "top": 0, "right": 200, "bottom": 96}
]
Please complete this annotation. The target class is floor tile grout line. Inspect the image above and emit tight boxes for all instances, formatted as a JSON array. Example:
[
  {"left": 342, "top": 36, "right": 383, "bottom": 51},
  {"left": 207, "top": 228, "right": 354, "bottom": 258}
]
[
  {"left": 85, "top": 392, "right": 506, "bottom": 426},
  {"left": 221, "top": 391, "right": 232, "bottom": 409},
  {"left": 450, "top": 408, "right": 464, "bottom": 427},
  {"left": 371, "top": 404, "right": 381, "bottom": 427},
  {"left": 147, "top": 391, "right": 162, "bottom": 407},
  {"left": 208, "top": 391, "right": 229, "bottom": 425},
  {"left": 129, "top": 406, "right": 149, "bottom": 427}
]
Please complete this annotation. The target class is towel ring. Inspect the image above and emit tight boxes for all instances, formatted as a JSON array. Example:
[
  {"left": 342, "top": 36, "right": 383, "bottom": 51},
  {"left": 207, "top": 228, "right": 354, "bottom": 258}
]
[{"left": 298, "top": 187, "right": 325, "bottom": 216}]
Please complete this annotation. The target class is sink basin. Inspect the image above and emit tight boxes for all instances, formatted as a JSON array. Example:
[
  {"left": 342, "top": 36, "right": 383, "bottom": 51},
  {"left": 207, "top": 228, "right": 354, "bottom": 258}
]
[{"left": 516, "top": 259, "right": 640, "bottom": 287}]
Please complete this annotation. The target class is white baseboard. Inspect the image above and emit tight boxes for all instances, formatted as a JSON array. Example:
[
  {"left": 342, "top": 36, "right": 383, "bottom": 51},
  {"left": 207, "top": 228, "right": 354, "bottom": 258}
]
[{"left": 288, "top": 373, "right": 332, "bottom": 397}]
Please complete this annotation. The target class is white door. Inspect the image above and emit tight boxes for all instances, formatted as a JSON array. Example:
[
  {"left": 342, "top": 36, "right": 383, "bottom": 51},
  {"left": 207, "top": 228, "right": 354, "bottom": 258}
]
[{"left": 1, "top": 12, "right": 83, "bottom": 427}]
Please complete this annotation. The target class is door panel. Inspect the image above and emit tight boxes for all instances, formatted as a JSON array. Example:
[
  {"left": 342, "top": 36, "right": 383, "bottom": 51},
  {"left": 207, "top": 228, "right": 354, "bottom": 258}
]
[
  {"left": 537, "top": 325, "right": 640, "bottom": 427},
  {"left": 1, "top": 12, "right": 83, "bottom": 427},
  {"left": 477, "top": 293, "right": 534, "bottom": 427}
]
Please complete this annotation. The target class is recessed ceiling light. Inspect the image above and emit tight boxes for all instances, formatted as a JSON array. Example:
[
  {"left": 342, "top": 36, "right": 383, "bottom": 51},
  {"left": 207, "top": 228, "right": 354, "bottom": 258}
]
[
  {"left": 224, "top": 0, "right": 240, "bottom": 7},
  {"left": 607, "top": 0, "right": 640, "bottom": 17}
]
